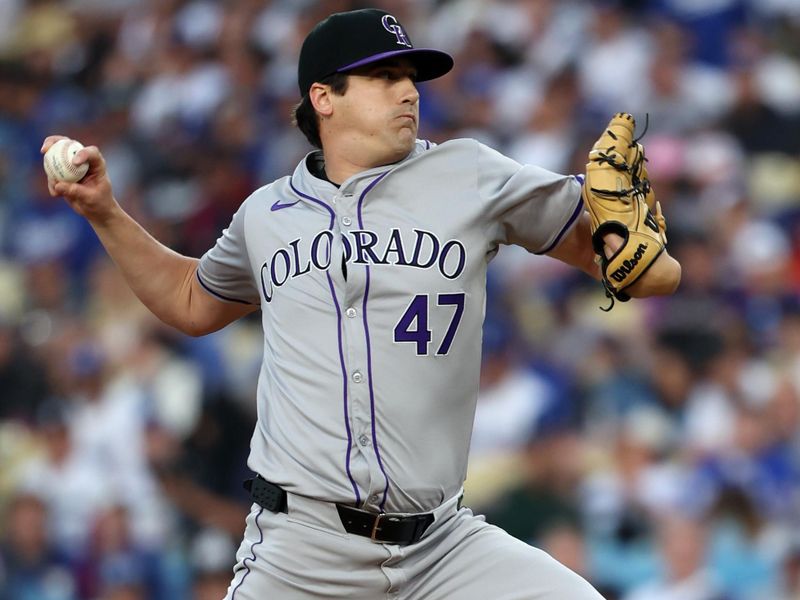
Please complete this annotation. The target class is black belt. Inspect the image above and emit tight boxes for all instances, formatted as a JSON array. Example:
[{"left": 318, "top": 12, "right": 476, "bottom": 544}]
[{"left": 244, "top": 476, "right": 435, "bottom": 545}]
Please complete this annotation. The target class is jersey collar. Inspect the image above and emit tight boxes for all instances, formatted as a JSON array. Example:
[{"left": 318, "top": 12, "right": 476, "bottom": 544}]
[{"left": 290, "top": 140, "right": 431, "bottom": 206}]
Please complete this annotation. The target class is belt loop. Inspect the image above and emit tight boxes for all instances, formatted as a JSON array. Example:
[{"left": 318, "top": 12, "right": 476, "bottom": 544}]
[{"left": 415, "top": 513, "right": 435, "bottom": 544}]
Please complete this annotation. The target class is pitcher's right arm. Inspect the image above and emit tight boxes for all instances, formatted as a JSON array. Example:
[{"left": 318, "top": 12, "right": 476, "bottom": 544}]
[{"left": 42, "top": 136, "right": 257, "bottom": 336}]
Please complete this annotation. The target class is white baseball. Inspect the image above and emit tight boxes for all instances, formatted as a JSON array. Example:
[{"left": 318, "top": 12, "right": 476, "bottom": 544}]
[{"left": 43, "top": 139, "right": 89, "bottom": 183}]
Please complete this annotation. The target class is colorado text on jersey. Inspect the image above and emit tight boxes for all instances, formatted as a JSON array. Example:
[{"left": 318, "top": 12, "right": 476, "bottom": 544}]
[{"left": 259, "top": 227, "right": 467, "bottom": 302}]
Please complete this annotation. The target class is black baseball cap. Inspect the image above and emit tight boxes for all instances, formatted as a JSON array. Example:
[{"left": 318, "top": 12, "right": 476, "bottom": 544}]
[{"left": 298, "top": 8, "right": 454, "bottom": 96}]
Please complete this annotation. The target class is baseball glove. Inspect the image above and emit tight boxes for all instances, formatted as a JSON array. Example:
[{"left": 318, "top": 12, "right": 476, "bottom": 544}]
[{"left": 582, "top": 113, "right": 667, "bottom": 310}]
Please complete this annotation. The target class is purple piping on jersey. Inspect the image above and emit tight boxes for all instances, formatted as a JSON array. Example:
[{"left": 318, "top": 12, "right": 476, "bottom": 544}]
[
  {"left": 196, "top": 271, "right": 254, "bottom": 305},
  {"left": 230, "top": 507, "right": 265, "bottom": 599},
  {"left": 325, "top": 270, "right": 360, "bottom": 505},
  {"left": 289, "top": 178, "right": 361, "bottom": 504},
  {"left": 355, "top": 171, "right": 392, "bottom": 511},
  {"left": 424, "top": 140, "right": 430, "bottom": 150},
  {"left": 535, "top": 195, "right": 585, "bottom": 256}
]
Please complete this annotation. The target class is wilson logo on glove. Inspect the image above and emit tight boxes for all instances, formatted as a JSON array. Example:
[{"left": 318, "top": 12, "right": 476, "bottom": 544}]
[{"left": 609, "top": 243, "right": 649, "bottom": 283}]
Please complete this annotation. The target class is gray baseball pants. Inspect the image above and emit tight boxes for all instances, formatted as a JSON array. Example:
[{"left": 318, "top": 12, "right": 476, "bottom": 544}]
[{"left": 224, "top": 490, "right": 604, "bottom": 599}]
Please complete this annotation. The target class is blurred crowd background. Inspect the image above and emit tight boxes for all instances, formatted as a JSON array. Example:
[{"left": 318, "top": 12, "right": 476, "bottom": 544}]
[{"left": 1, "top": 0, "right": 799, "bottom": 599}]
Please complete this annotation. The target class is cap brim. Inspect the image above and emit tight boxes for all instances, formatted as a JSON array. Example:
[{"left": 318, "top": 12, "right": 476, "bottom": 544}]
[{"left": 337, "top": 48, "right": 454, "bottom": 82}]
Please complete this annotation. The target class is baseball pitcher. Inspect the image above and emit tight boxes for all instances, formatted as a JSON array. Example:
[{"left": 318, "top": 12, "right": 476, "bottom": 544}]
[{"left": 43, "top": 8, "right": 680, "bottom": 600}]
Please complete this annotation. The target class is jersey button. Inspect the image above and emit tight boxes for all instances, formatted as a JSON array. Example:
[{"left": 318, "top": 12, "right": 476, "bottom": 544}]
[
  {"left": 345, "top": 307, "right": 357, "bottom": 318},
  {"left": 342, "top": 216, "right": 352, "bottom": 226},
  {"left": 369, "top": 494, "right": 379, "bottom": 503},
  {"left": 352, "top": 371, "right": 363, "bottom": 383},
  {"left": 358, "top": 434, "right": 369, "bottom": 446}
]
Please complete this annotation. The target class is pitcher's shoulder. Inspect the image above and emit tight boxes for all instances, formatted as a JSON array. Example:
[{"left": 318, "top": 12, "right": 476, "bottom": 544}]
[
  {"left": 246, "top": 177, "right": 291, "bottom": 202},
  {"left": 412, "top": 137, "right": 480, "bottom": 161}
]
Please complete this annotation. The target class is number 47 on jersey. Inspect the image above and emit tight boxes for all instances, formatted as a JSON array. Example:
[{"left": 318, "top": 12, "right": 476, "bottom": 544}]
[{"left": 393, "top": 293, "right": 465, "bottom": 356}]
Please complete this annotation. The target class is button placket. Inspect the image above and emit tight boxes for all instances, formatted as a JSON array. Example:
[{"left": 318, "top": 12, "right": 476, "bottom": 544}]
[
  {"left": 337, "top": 179, "right": 387, "bottom": 502},
  {"left": 338, "top": 185, "right": 356, "bottom": 229}
]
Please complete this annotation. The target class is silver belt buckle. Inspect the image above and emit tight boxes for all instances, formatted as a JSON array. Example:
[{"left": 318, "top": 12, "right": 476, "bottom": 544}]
[{"left": 370, "top": 513, "right": 388, "bottom": 541}]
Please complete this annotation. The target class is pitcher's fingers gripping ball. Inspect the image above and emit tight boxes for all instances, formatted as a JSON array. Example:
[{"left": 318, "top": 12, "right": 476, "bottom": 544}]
[
  {"left": 40, "top": 137, "right": 113, "bottom": 223},
  {"left": 43, "top": 138, "right": 89, "bottom": 183},
  {"left": 582, "top": 112, "right": 668, "bottom": 310}
]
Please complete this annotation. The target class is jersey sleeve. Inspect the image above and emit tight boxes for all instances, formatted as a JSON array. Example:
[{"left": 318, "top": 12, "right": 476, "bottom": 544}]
[
  {"left": 476, "top": 141, "right": 583, "bottom": 254},
  {"left": 197, "top": 202, "right": 260, "bottom": 305}
]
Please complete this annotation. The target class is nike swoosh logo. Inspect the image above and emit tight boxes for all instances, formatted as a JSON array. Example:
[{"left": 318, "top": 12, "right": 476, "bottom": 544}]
[{"left": 271, "top": 199, "right": 300, "bottom": 212}]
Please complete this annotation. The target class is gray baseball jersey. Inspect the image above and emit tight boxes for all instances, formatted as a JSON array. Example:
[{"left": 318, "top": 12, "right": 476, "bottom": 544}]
[{"left": 197, "top": 138, "right": 582, "bottom": 515}]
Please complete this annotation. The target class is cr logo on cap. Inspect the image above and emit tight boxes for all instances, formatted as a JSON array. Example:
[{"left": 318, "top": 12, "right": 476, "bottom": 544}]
[{"left": 381, "top": 14, "right": 412, "bottom": 47}]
